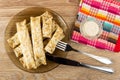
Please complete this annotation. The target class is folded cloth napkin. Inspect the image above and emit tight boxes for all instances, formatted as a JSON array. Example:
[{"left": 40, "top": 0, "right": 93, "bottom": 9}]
[{"left": 71, "top": 0, "right": 120, "bottom": 52}]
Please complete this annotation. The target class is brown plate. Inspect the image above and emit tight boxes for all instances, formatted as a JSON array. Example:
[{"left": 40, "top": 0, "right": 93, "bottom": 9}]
[{"left": 4, "top": 7, "right": 70, "bottom": 73}]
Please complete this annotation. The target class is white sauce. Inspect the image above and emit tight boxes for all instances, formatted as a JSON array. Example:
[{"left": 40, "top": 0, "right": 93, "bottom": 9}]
[{"left": 82, "top": 21, "right": 100, "bottom": 37}]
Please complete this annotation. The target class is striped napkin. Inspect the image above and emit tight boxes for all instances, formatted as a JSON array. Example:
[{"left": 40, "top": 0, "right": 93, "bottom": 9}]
[{"left": 71, "top": 0, "right": 120, "bottom": 52}]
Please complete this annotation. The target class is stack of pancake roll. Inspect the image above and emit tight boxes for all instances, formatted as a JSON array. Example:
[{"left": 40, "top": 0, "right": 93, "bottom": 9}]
[{"left": 7, "top": 11, "right": 65, "bottom": 69}]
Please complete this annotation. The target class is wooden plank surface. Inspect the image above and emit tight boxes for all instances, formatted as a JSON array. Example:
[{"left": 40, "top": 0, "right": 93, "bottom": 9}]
[{"left": 1, "top": 0, "right": 120, "bottom": 80}]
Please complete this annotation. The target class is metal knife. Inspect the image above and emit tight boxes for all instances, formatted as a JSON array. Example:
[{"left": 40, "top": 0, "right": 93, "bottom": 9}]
[{"left": 46, "top": 53, "right": 114, "bottom": 74}]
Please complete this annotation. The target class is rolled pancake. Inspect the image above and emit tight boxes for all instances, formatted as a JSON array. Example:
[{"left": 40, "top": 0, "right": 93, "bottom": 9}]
[
  {"left": 13, "top": 45, "right": 22, "bottom": 57},
  {"left": 42, "top": 11, "right": 53, "bottom": 38},
  {"left": 16, "top": 20, "right": 36, "bottom": 69},
  {"left": 19, "top": 57, "right": 26, "bottom": 68},
  {"left": 52, "top": 20, "right": 57, "bottom": 33},
  {"left": 45, "top": 25, "right": 65, "bottom": 54},
  {"left": 30, "top": 16, "right": 46, "bottom": 66},
  {"left": 7, "top": 33, "right": 20, "bottom": 48}
]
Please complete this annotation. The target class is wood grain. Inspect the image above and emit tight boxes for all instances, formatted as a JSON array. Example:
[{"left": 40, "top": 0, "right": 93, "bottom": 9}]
[{"left": 1, "top": 0, "right": 120, "bottom": 80}]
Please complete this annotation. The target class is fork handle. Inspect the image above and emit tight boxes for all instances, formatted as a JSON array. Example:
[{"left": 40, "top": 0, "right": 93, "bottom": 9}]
[
  {"left": 82, "top": 63, "right": 114, "bottom": 73},
  {"left": 73, "top": 49, "right": 112, "bottom": 64}
]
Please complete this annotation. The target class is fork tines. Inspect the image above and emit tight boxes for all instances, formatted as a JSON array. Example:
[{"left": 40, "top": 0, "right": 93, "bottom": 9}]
[{"left": 56, "top": 41, "right": 67, "bottom": 51}]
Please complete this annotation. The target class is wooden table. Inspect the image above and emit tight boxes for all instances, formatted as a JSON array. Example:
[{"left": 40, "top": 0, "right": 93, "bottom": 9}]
[{"left": 1, "top": 0, "right": 120, "bottom": 80}]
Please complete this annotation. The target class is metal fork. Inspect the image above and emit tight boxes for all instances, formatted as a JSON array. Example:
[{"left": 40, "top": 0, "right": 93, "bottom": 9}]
[{"left": 56, "top": 41, "right": 112, "bottom": 65}]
